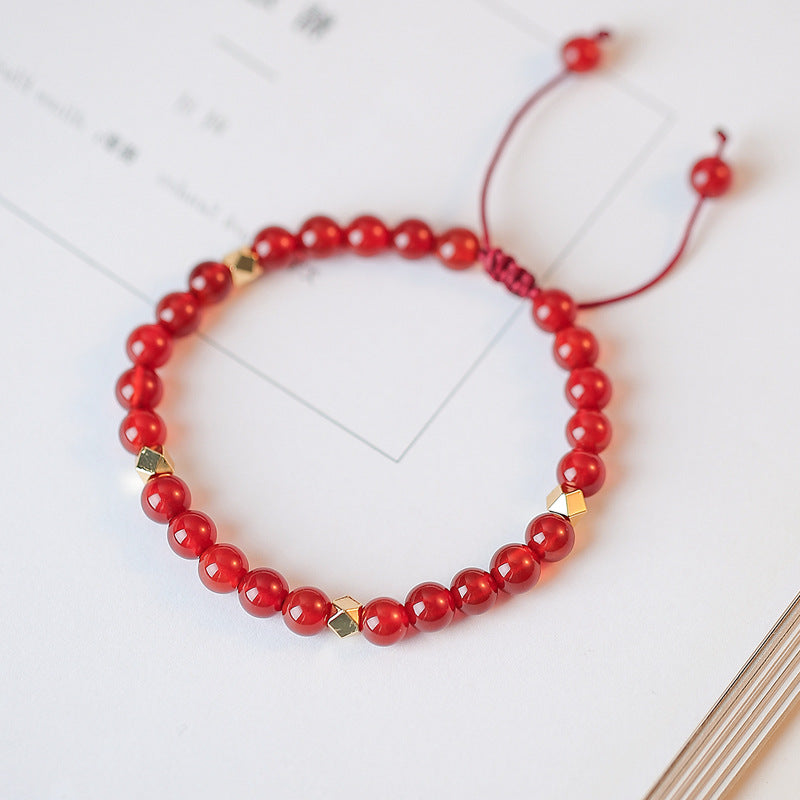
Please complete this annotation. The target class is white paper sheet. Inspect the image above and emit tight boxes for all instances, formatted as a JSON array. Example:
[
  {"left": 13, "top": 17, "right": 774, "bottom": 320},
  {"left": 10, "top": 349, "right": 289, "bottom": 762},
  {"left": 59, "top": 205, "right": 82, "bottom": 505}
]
[{"left": 1, "top": 1, "right": 798, "bottom": 797}]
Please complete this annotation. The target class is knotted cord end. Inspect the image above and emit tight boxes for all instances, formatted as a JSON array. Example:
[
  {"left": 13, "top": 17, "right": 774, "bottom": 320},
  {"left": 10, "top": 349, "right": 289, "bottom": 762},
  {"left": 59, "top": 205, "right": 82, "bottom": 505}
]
[{"left": 480, "top": 248, "right": 539, "bottom": 299}]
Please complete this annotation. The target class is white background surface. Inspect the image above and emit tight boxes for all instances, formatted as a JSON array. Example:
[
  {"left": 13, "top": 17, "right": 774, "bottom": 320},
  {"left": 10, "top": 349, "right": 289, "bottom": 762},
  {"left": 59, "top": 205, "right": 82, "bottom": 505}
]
[{"left": 1, "top": 1, "right": 798, "bottom": 798}]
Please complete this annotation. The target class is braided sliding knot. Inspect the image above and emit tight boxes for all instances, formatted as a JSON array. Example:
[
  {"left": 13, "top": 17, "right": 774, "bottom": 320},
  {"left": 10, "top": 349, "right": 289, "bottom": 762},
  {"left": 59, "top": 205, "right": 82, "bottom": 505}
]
[{"left": 480, "top": 248, "right": 539, "bottom": 299}]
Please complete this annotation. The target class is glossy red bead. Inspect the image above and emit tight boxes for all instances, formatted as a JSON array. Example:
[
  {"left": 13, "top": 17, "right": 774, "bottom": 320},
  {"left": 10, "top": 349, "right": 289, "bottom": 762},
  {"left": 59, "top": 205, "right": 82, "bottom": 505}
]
[
  {"left": 126, "top": 324, "right": 173, "bottom": 368},
  {"left": 361, "top": 597, "right": 410, "bottom": 646},
  {"left": 532, "top": 289, "right": 577, "bottom": 332},
  {"left": 282, "top": 587, "right": 331, "bottom": 636},
  {"left": 298, "top": 215, "right": 343, "bottom": 257},
  {"left": 238, "top": 568, "right": 289, "bottom": 618},
  {"left": 525, "top": 513, "right": 575, "bottom": 562},
  {"left": 115, "top": 366, "right": 163, "bottom": 410},
  {"left": 198, "top": 544, "right": 249, "bottom": 594},
  {"left": 188, "top": 261, "right": 232, "bottom": 305},
  {"left": 435, "top": 227, "right": 480, "bottom": 270},
  {"left": 404, "top": 582, "right": 456, "bottom": 633},
  {"left": 156, "top": 291, "right": 201, "bottom": 337},
  {"left": 558, "top": 450, "right": 606, "bottom": 497},
  {"left": 252, "top": 226, "right": 298, "bottom": 268},
  {"left": 566, "top": 366, "right": 612, "bottom": 410},
  {"left": 567, "top": 409, "right": 612, "bottom": 453},
  {"left": 451, "top": 568, "right": 498, "bottom": 616},
  {"left": 490, "top": 543, "right": 541, "bottom": 594},
  {"left": 392, "top": 219, "right": 435, "bottom": 259},
  {"left": 553, "top": 326, "right": 599, "bottom": 370},
  {"left": 346, "top": 215, "right": 391, "bottom": 256},
  {"left": 119, "top": 408, "right": 166, "bottom": 454},
  {"left": 167, "top": 510, "right": 217, "bottom": 559},
  {"left": 691, "top": 157, "right": 732, "bottom": 198},
  {"left": 562, "top": 36, "right": 603, "bottom": 72},
  {"left": 141, "top": 474, "right": 191, "bottom": 524}
]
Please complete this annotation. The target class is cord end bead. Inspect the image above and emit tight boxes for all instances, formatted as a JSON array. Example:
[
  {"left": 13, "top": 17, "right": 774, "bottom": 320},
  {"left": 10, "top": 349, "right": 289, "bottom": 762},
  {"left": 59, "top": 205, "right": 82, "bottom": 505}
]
[
  {"left": 561, "top": 32, "right": 609, "bottom": 72},
  {"left": 328, "top": 596, "right": 362, "bottom": 638},
  {"left": 135, "top": 446, "right": 174, "bottom": 483},
  {"left": 546, "top": 486, "right": 587, "bottom": 520},
  {"left": 224, "top": 247, "right": 263, "bottom": 287}
]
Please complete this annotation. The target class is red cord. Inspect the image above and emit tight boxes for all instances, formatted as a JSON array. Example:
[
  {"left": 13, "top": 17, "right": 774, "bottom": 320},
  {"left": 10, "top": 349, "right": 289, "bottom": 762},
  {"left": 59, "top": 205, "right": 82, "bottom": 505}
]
[
  {"left": 577, "top": 130, "right": 728, "bottom": 310},
  {"left": 577, "top": 196, "right": 705, "bottom": 310},
  {"left": 477, "top": 29, "right": 731, "bottom": 311},
  {"left": 479, "top": 69, "right": 569, "bottom": 249}
]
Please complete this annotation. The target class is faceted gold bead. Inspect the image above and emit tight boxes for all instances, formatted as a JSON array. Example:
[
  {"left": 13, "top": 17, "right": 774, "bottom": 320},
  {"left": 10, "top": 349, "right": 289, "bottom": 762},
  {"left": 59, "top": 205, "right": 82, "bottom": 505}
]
[
  {"left": 546, "top": 486, "right": 587, "bottom": 520},
  {"left": 328, "top": 596, "right": 361, "bottom": 638},
  {"left": 136, "top": 446, "right": 174, "bottom": 483},
  {"left": 224, "top": 247, "right": 263, "bottom": 287}
]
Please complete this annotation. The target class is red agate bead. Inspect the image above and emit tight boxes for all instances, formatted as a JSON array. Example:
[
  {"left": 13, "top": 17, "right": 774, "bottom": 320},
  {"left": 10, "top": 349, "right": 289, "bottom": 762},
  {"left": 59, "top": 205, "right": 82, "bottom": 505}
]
[
  {"left": 404, "top": 582, "right": 455, "bottom": 633},
  {"left": 156, "top": 291, "right": 202, "bottom": 337},
  {"left": 567, "top": 409, "right": 612, "bottom": 453},
  {"left": 115, "top": 366, "right": 163, "bottom": 410},
  {"left": 451, "top": 568, "right": 498, "bottom": 615},
  {"left": 562, "top": 36, "right": 603, "bottom": 72},
  {"left": 141, "top": 474, "right": 191, "bottom": 524},
  {"left": 119, "top": 408, "right": 166, "bottom": 454},
  {"left": 198, "top": 544, "right": 249, "bottom": 593},
  {"left": 126, "top": 324, "right": 172, "bottom": 368},
  {"left": 392, "top": 219, "right": 435, "bottom": 259},
  {"left": 566, "top": 367, "right": 612, "bottom": 410},
  {"left": 361, "top": 598, "right": 410, "bottom": 646},
  {"left": 553, "top": 326, "right": 598, "bottom": 370},
  {"left": 252, "top": 226, "right": 298, "bottom": 268},
  {"left": 282, "top": 587, "right": 331, "bottom": 636},
  {"left": 525, "top": 514, "right": 575, "bottom": 562},
  {"left": 167, "top": 510, "right": 217, "bottom": 559},
  {"left": 346, "top": 215, "right": 391, "bottom": 256},
  {"left": 238, "top": 568, "right": 289, "bottom": 617},
  {"left": 558, "top": 450, "right": 606, "bottom": 497},
  {"left": 188, "top": 261, "right": 232, "bottom": 305},
  {"left": 490, "top": 544, "right": 541, "bottom": 594},
  {"left": 298, "top": 215, "right": 342, "bottom": 257},
  {"left": 532, "top": 289, "right": 576, "bottom": 332},
  {"left": 691, "top": 157, "right": 732, "bottom": 198},
  {"left": 436, "top": 227, "right": 480, "bottom": 270}
]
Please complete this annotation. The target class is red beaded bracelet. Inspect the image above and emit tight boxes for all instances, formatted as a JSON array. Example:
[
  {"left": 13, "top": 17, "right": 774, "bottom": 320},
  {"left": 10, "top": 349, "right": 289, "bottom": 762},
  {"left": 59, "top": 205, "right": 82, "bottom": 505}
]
[{"left": 117, "top": 32, "right": 732, "bottom": 645}]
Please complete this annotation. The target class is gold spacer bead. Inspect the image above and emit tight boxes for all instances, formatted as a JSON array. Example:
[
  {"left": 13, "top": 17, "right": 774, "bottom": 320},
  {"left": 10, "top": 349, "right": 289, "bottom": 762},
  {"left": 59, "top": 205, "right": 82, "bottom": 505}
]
[
  {"left": 328, "top": 596, "right": 361, "bottom": 638},
  {"left": 224, "top": 247, "right": 263, "bottom": 287},
  {"left": 546, "top": 486, "right": 587, "bottom": 521},
  {"left": 135, "top": 446, "right": 174, "bottom": 483}
]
